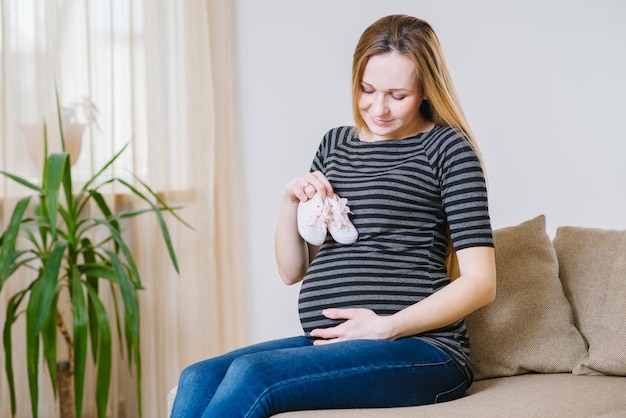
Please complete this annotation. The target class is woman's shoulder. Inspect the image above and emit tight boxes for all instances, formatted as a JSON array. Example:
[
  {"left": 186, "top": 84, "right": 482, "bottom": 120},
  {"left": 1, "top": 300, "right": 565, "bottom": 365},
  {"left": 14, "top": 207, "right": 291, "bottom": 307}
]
[
  {"left": 420, "top": 126, "right": 482, "bottom": 174},
  {"left": 423, "top": 125, "right": 465, "bottom": 145},
  {"left": 422, "top": 125, "right": 473, "bottom": 155},
  {"left": 323, "top": 125, "right": 356, "bottom": 141},
  {"left": 318, "top": 126, "right": 357, "bottom": 151}
]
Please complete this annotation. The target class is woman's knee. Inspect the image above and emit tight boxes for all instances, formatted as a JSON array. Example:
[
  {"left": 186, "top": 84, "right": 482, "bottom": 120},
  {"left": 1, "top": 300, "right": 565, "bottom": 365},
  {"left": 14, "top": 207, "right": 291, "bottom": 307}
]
[
  {"left": 178, "top": 362, "right": 203, "bottom": 388},
  {"left": 224, "top": 354, "right": 271, "bottom": 385},
  {"left": 178, "top": 358, "right": 225, "bottom": 390}
]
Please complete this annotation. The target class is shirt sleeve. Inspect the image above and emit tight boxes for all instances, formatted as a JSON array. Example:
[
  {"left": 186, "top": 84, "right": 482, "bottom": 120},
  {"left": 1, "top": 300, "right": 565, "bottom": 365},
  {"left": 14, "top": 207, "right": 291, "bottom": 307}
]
[
  {"left": 309, "top": 126, "right": 352, "bottom": 173},
  {"left": 436, "top": 131, "right": 494, "bottom": 251}
]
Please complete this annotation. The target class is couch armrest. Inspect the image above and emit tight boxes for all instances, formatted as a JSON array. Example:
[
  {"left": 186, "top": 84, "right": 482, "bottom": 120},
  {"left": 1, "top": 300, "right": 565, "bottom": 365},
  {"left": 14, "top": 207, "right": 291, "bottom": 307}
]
[{"left": 167, "top": 386, "right": 178, "bottom": 418}]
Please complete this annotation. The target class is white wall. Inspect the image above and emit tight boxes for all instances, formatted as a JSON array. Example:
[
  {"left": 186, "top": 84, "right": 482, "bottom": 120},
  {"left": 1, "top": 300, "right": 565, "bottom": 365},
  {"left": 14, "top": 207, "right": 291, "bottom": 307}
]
[{"left": 234, "top": 0, "right": 626, "bottom": 344}]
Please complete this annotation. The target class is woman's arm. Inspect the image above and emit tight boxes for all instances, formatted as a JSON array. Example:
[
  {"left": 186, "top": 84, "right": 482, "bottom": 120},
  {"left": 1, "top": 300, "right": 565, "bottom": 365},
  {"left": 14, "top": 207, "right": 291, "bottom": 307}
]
[
  {"left": 274, "top": 171, "right": 333, "bottom": 285},
  {"left": 310, "top": 246, "right": 496, "bottom": 343},
  {"left": 274, "top": 196, "right": 309, "bottom": 285},
  {"left": 386, "top": 246, "right": 496, "bottom": 338}
]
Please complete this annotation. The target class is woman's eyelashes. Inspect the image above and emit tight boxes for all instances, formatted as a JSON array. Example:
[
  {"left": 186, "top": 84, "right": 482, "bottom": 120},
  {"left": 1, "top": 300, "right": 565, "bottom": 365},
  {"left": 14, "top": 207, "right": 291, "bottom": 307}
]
[{"left": 360, "top": 86, "right": 407, "bottom": 101}]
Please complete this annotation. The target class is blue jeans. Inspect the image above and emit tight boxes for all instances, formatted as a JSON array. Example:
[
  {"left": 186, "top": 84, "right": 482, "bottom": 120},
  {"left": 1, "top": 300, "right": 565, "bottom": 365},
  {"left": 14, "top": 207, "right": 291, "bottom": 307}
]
[{"left": 170, "top": 336, "right": 469, "bottom": 418}]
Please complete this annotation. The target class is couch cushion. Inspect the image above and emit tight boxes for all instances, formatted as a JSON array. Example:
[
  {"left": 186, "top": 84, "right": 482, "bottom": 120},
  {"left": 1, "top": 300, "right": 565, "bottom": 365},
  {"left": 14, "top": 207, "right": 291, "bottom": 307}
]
[
  {"left": 465, "top": 215, "right": 588, "bottom": 380},
  {"left": 272, "top": 374, "right": 626, "bottom": 417},
  {"left": 553, "top": 226, "right": 626, "bottom": 376}
]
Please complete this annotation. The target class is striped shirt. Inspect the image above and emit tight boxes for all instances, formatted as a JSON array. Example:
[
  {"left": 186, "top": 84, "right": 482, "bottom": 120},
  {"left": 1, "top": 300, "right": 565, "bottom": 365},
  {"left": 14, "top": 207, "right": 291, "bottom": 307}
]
[{"left": 298, "top": 125, "right": 494, "bottom": 380}]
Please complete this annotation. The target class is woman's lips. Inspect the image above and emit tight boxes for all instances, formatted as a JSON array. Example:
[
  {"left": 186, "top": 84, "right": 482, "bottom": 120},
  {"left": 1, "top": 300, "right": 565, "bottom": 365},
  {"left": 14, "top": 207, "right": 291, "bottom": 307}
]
[{"left": 369, "top": 115, "right": 393, "bottom": 126}]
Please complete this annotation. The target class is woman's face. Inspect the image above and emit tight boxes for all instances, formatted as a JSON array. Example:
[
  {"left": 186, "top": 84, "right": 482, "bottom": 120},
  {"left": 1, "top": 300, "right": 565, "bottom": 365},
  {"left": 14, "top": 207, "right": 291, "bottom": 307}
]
[{"left": 358, "top": 52, "right": 427, "bottom": 141}]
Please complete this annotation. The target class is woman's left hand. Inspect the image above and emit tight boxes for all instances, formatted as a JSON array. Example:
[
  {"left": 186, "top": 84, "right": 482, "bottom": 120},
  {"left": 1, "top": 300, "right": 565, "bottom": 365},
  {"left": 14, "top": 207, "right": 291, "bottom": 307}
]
[{"left": 310, "top": 308, "right": 393, "bottom": 345}]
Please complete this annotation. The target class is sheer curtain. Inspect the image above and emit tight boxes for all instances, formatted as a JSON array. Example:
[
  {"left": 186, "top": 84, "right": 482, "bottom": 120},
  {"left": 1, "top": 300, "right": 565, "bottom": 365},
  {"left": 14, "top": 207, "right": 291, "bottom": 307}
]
[{"left": 0, "top": 0, "right": 244, "bottom": 417}]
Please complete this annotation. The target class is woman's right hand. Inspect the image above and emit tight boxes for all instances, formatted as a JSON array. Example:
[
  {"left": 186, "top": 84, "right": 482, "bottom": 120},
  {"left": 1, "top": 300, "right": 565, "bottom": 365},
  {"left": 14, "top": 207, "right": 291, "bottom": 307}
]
[
  {"left": 282, "top": 170, "right": 334, "bottom": 203},
  {"left": 275, "top": 171, "right": 334, "bottom": 285}
]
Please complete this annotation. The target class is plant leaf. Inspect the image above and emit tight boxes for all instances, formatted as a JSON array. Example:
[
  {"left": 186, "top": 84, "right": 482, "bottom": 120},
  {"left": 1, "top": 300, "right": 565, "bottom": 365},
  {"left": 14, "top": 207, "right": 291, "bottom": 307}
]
[
  {"left": 62, "top": 146, "right": 75, "bottom": 220},
  {"left": 3, "top": 290, "right": 28, "bottom": 417},
  {"left": 135, "top": 336, "right": 142, "bottom": 418},
  {"left": 26, "top": 279, "right": 43, "bottom": 418},
  {"left": 116, "top": 178, "right": 180, "bottom": 274},
  {"left": 95, "top": 218, "right": 143, "bottom": 289},
  {"left": 82, "top": 238, "right": 100, "bottom": 361},
  {"left": 0, "top": 171, "right": 44, "bottom": 194},
  {"left": 104, "top": 249, "right": 139, "bottom": 339},
  {"left": 108, "top": 205, "right": 185, "bottom": 221},
  {"left": 44, "top": 121, "right": 49, "bottom": 168},
  {"left": 42, "top": 290, "right": 61, "bottom": 398},
  {"left": 85, "top": 284, "right": 112, "bottom": 418},
  {"left": 132, "top": 174, "right": 193, "bottom": 229},
  {"left": 79, "top": 265, "right": 118, "bottom": 282},
  {"left": 109, "top": 283, "right": 125, "bottom": 359},
  {"left": 80, "top": 143, "right": 130, "bottom": 193},
  {"left": 0, "top": 196, "right": 32, "bottom": 291},
  {"left": 55, "top": 91, "right": 77, "bottom": 220},
  {"left": 35, "top": 239, "right": 67, "bottom": 332},
  {"left": 71, "top": 265, "right": 88, "bottom": 418},
  {"left": 23, "top": 224, "right": 44, "bottom": 254},
  {"left": 34, "top": 201, "right": 50, "bottom": 250},
  {"left": 0, "top": 250, "right": 31, "bottom": 281},
  {"left": 88, "top": 191, "right": 121, "bottom": 251},
  {"left": 55, "top": 86, "right": 68, "bottom": 153},
  {"left": 43, "top": 152, "right": 69, "bottom": 238}
]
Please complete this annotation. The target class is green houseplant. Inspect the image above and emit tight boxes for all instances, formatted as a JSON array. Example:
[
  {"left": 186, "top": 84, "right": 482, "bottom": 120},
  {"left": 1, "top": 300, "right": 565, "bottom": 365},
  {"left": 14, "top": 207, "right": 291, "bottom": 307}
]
[{"left": 0, "top": 93, "right": 188, "bottom": 418}]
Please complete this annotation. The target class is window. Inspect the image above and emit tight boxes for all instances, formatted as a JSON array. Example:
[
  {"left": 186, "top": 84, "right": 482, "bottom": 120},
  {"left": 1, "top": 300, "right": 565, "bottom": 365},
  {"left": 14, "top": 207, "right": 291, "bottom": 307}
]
[{"left": 1, "top": 0, "right": 148, "bottom": 188}]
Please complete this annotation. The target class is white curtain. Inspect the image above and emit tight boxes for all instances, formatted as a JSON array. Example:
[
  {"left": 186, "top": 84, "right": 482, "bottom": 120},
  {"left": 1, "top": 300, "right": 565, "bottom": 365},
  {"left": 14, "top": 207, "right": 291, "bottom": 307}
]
[{"left": 0, "top": 0, "right": 244, "bottom": 417}]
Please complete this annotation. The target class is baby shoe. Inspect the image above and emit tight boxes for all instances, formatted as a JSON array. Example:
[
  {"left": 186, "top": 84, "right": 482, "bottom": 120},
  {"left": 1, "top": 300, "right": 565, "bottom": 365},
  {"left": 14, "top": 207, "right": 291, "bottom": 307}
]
[
  {"left": 327, "top": 196, "right": 358, "bottom": 245},
  {"left": 297, "top": 193, "right": 331, "bottom": 246}
]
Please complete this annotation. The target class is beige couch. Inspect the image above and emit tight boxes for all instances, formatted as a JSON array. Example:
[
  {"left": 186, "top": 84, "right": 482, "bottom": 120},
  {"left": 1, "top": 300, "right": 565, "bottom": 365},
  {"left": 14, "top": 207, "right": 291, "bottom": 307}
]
[{"left": 169, "top": 215, "right": 626, "bottom": 417}]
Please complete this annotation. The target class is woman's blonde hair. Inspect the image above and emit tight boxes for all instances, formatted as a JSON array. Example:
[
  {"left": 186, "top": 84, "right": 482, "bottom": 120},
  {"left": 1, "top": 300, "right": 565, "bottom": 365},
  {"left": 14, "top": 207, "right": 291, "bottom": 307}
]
[
  {"left": 352, "top": 15, "right": 481, "bottom": 279},
  {"left": 351, "top": 15, "right": 481, "bottom": 162}
]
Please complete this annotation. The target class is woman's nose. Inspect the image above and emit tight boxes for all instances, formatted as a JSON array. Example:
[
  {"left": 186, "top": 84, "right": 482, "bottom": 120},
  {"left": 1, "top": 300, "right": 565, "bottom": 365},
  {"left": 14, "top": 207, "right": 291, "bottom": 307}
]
[{"left": 370, "top": 93, "right": 388, "bottom": 116}]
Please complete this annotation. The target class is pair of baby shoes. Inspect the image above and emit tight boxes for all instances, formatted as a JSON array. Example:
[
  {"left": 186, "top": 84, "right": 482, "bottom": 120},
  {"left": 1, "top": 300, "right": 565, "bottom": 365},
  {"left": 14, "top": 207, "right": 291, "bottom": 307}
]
[{"left": 297, "top": 194, "right": 358, "bottom": 246}]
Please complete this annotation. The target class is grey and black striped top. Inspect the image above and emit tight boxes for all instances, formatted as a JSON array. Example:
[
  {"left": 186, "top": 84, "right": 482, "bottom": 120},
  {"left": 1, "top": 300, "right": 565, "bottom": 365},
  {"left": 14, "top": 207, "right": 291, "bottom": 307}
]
[{"left": 298, "top": 125, "right": 494, "bottom": 380}]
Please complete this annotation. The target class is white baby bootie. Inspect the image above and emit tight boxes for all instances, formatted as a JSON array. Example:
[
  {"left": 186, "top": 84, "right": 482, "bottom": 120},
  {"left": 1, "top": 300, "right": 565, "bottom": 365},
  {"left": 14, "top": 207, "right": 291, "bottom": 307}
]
[
  {"left": 297, "top": 193, "right": 331, "bottom": 246},
  {"left": 326, "top": 195, "right": 358, "bottom": 245},
  {"left": 297, "top": 193, "right": 358, "bottom": 246}
]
